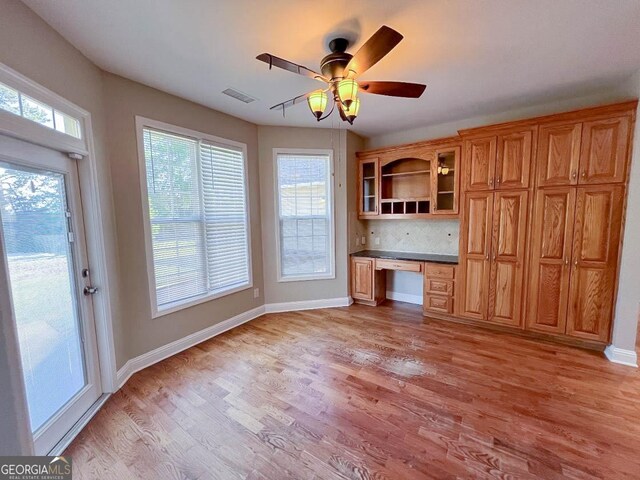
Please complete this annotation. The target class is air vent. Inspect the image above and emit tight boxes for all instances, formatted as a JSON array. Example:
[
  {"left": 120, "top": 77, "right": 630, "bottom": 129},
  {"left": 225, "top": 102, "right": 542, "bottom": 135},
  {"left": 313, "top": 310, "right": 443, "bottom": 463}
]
[{"left": 222, "top": 88, "right": 256, "bottom": 104}]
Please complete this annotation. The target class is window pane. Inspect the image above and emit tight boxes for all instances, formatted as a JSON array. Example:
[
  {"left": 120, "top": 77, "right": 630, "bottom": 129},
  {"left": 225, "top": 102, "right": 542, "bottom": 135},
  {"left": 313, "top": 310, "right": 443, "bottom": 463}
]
[
  {"left": 54, "top": 110, "right": 82, "bottom": 139},
  {"left": 0, "top": 82, "right": 20, "bottom": 115},
  {"left": 277, "top": 153, "right": 332, "bottom": 279},
  {"left": 21, "top": 94, "right": 54, "bottom": 129},
  {"left": 142, "top": 128, "right": 251, "bottom": 310}
]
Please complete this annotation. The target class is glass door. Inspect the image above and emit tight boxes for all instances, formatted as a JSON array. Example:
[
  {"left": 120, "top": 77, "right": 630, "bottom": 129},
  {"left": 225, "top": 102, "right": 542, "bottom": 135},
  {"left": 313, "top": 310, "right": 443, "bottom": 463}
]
[
  {"left": 0, "top": 135, "right": 101, "bottom": 454},
  {"left": 359, "top": 158, "right": 378, "bottom": 216}
]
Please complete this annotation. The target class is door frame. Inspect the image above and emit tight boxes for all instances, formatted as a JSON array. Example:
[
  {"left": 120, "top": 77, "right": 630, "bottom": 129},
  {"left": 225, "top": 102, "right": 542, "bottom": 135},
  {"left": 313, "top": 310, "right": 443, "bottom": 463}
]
[{"left": 0, "top": 63, "right": 117, "bottom": 449}]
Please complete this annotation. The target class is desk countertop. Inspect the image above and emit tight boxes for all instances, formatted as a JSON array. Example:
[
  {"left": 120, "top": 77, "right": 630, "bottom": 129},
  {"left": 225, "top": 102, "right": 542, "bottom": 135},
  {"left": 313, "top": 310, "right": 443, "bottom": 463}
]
[{"left": 351, "top": 250, "right": 458, "bottom": 265}]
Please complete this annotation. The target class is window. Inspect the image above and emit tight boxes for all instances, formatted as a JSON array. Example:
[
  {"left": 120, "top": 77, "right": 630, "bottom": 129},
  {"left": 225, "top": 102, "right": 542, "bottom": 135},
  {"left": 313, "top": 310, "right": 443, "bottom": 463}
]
[
  {"left": 138, "top": 119, "right": 251, "bottom": 316},
  {"left": 0, "top": 81, "right": 81, "bottom": 139},
  {"left": 275, "top": 150, "right": 334, "bottom": 281}
]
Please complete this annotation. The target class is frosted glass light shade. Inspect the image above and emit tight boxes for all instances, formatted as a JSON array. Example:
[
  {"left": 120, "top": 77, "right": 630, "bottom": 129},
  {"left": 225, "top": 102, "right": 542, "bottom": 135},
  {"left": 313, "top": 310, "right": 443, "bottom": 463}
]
[{"left": 307, "top": 90, "right": 328, "bottom": 120}]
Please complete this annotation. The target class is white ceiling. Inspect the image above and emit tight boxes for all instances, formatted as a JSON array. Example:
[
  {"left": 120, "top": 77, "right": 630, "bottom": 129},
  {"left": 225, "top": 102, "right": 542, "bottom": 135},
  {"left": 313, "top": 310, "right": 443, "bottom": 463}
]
[{"left": 22, "top": 0, "right": 640, "bottom": 137}]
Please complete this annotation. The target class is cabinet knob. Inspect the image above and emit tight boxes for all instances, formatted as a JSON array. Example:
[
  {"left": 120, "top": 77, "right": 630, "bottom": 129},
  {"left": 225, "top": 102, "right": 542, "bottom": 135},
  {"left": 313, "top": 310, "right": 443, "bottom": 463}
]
[
  {"left": 571, "top": 171, "right": 577, "bottom": 179},
  {"left": 496, "top": 176, "right": 501, "bottom": 185},
  {"left": 564, "top": 258, "right": 569, "bottom": 266},
  {"left": 488, "top": 177, "right": 494, "bottom": 187},
  {"left": 581, "top": 171, "right": 586, "bottom": 178},
  {"left": 574, "top": 260, "right": 578, "bottom": 266}
]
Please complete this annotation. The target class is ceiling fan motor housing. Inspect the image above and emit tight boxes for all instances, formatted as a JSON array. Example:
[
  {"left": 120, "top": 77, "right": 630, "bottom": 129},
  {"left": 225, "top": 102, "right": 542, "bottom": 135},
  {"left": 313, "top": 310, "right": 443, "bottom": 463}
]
[{"left": 321, "top": 38, "right": 352, "bottom": 80}]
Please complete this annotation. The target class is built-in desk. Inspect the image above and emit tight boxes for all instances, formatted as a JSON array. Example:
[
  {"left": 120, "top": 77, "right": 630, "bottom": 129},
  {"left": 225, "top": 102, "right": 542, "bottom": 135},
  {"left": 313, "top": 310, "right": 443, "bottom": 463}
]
[{"left": 350, "top": 250, "right": 458, "bottom": 315}]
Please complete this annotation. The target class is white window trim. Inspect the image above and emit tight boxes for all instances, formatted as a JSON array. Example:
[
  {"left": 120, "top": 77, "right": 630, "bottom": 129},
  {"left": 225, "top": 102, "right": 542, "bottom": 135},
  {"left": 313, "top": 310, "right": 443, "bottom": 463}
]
[
  {"left": 0, "top": 64, "right": 87, "bottom": 155},
  {"left": 0, "top": 62, "right": 117, "bottom": 397},
  {"left": 135, "top": 116, "right": 253, "bottom": 318},
  {"left": 273, "top": 147, "right": 336, "bottom": 283}
]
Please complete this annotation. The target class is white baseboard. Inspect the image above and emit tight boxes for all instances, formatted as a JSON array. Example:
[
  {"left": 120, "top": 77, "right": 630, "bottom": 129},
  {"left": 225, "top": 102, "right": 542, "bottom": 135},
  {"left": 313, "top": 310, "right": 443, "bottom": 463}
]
[
  {"left": 386, "top": 290, "right": 423, "bottom": 305},
  {"left": 264, "top": 296, "right": 351, "bottom": 313},
  {"left": 604, "top": 345, "right": 638, "bottom": 367},
  {"left": 116, "top": 305, "right": 266, "bottom": 389}
]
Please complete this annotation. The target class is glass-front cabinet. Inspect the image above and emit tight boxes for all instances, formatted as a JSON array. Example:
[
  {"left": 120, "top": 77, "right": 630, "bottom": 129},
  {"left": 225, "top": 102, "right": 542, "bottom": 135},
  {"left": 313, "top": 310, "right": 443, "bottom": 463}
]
[
  {"left": 433, "top": 146, "right": 460, "bottom": 215},
  {"left": 356, "top": 142, "right": 460, "bottom": 219},
  {"left": 358, "top": 157, "right": 378, "bottom": 216}
]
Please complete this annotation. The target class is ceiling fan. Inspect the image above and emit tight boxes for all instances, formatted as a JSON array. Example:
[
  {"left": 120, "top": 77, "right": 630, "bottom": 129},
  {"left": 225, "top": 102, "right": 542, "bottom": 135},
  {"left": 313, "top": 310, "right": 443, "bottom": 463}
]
[{"left": 256, "top": 25, "right": 426, "bottom": 125}]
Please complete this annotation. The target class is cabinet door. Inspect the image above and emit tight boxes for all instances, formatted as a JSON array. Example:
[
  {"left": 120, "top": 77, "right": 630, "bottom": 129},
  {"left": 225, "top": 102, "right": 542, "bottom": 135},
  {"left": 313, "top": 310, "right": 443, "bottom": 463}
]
[
  {"left": 458, "top": 192, "right": 493, "bottom": 320},
  {"left": 536, "top": 122, "right": 582, "bottom": 187},
  {"left": 496, "top": 130, "right": 533, "bottom": 189},
  {"left": 358, "top": 158, "right": 379, "bottom": 216},
  {"left": 566, "top": 186, "right": 624, "bottom": 342},
  {"left": 526, "top": 188, "right": 576, "bottom": 334},
  {"left": 487, "top": 191, "right": 528, "bottom": 326},
  {"left": 463, "top": 137, "right": 497, "bottom": 191},
  {"left": 351, "top": 258, "right": 374, "bottom": 301},
  {"left": 432, "top": 146, "right": 460, "bottom": 215},
  {"left": 579, "top": 116, "right": 630, "bottom": 184}
]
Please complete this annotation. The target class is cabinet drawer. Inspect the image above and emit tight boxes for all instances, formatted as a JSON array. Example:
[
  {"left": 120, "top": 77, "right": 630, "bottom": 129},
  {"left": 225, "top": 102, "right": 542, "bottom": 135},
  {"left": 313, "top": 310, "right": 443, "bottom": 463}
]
[
  {"left": 424, "top": 263, "right": 455, "bottom": 279},
  {"left": 424, "top": 294, "right": 453, "bottom": 314},
  {"left": 375, "top": 259, "right": 422, "bottom": 273},
  {"left": 425, "top": 278, "right": 454, "bottom": 296}
]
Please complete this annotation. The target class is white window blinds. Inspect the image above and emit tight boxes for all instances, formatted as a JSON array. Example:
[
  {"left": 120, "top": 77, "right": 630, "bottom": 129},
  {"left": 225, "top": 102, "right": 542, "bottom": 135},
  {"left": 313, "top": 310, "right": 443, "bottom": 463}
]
[
  {"left": 276, "top": 152, "right": 334, "bottom": 280},
  {"left": 142, "top": 127, "right": 250, "bottom": 312}
]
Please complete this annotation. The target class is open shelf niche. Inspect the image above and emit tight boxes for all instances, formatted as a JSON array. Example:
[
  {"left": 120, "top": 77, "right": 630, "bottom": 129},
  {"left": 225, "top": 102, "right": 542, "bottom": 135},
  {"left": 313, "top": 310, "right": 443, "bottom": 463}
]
[{"left": 380, "top": 157, "right": 431, "bottom": 215}]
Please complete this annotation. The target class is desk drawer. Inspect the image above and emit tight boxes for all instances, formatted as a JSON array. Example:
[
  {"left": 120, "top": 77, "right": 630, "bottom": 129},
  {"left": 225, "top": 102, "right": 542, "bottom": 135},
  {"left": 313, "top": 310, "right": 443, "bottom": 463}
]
[
  {"left": 375, "top": 258, "right": 422, "bottom": 272},
  {"left": 424, "top": 294, "right": 453, "bottom": 314},
  {"left": 425, "top": 278, "right": 454, "bottom": 296},
  {"left": 424, "top": 263, "right": 455, "bottom": 279}
]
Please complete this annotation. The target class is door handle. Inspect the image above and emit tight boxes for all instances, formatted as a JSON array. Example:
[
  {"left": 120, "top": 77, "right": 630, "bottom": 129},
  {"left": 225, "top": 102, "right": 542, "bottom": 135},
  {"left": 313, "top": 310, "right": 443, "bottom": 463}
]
[{"left": 83, "top": 286, "right": 98, "bottom": 295}]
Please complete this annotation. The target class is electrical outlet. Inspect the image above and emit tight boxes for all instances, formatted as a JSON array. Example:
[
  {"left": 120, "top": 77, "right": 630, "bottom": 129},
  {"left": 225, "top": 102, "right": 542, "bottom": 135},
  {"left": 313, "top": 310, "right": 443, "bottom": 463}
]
[
  {"left": 253, "top": 288, "right": 260, "bottom": 298},
  {"left": 374, "top": 237, "right": 380, "bottom": 246},
  {"left": 361, "top": 235, "right": 366, "bottom": 245}
]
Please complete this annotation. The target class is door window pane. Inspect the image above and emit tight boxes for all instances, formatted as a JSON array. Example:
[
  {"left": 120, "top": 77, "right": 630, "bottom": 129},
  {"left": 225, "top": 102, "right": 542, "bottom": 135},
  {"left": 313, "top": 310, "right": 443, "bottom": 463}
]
[{"left": 0, "top": 163, "right": 86, "bottom": 431}]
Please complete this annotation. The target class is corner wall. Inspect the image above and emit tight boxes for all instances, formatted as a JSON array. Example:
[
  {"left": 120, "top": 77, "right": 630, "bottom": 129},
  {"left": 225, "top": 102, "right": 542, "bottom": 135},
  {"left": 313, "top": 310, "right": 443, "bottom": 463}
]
[
  {"left": 103, "top": 73, "right": 264, "bottom": 362},
  {"left": 258, "top": 125, "right": 354, "bottom": 305}
]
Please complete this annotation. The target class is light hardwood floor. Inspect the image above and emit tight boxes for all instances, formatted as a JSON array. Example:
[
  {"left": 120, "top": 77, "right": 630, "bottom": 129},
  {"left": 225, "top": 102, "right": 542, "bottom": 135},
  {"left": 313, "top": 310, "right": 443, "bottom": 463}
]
[{"left": 66, "top": 302, "right": 640, "bottom": 479}]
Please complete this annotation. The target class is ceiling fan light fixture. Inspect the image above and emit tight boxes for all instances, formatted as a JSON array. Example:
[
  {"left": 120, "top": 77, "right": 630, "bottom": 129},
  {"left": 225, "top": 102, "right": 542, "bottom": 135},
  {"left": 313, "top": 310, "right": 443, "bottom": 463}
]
[
  {"left": 337, "top": 79, "right": 358, "bottom": 108},
  {"left": 307, "top": 90, "right": 328, "bottom": 120},
  {"left": 341, "top": 97, "right": 360, "bottom": 124}
]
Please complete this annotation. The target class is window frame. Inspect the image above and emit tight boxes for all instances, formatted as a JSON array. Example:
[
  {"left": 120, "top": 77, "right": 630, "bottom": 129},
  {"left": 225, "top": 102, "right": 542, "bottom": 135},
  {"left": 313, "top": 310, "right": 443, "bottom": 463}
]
[
  {"left": 273, "top": 148, "right": 335, "bottom": 283},
  {"left": 136, "top": 116, "right": 252, "bottom": 318}
]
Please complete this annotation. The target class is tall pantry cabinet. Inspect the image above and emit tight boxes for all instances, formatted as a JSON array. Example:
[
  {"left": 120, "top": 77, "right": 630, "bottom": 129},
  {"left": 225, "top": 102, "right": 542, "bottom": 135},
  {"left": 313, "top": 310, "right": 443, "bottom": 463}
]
[{"left": 458, "top": 102, "right": 635, "bottom": 345}]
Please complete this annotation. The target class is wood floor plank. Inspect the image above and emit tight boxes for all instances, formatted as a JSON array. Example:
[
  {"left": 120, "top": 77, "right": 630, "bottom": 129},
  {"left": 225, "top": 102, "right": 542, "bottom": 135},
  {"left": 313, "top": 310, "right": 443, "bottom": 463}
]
[{"left": 66, "top": 302, "right": 640, "bottom": 479}]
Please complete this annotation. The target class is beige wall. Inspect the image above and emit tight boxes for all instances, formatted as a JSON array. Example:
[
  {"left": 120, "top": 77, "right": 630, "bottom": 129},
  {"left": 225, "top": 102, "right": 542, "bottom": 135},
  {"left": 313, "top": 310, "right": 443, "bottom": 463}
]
[
  {"left": 258, "top": 125, "right": 356, "bottom": 304},
  {"left": 103, "top": 73, "right": 264, "bottom": 360},
  {"left": 0, "top": 0, "right": 120, "bottom": 453}
]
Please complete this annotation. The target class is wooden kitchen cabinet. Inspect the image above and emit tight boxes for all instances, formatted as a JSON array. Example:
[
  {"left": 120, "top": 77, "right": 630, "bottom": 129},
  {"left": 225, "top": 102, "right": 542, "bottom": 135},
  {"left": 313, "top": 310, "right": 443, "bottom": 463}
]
[
  {"left": 358, "top": 157, "right": 379, "bottom": 217},
  {"left": 495, "top": 129, "right": 533, "bottom": 189},
  {"left": 487, "top": 190, "right": 529, "bottom": 326},
  {"left": 463, "top": 136, "right": 496, "bottom": 191},
  {"left": 566, "top": 185, "right": 624, "bottom": 342},
  {"left": 423, "top": 263, "right": 456, "bottom": 316},
  {"left": 458, "top": 192, "right": 493, "bottom": 320},
  {"left": 536, "top": 122, "right": 582, "bottom": 187},
  {"left": 579, "top": 116, "right": 630, "bottom": 185},
  {"left": 351, "top": 257, "right": 385, "bottom": 306},
  {"left": 526, "top": 188, "right": 576, "bottom": 334}
]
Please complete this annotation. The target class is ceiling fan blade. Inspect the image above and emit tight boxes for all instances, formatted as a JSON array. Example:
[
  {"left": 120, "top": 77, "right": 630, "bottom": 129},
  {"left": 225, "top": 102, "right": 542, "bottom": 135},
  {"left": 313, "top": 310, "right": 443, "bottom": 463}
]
[
  {"left": 269, "top": 91, "right": 313, "bottom": 112},
  {"left": 360, "top": 81, "right": 426, "bottom": 98},
  {"left": 344, "top": 26, "right": 403, "bottom": 77},
  {"left": 257, "top": 53, "right": 327, "bottom": 83}
]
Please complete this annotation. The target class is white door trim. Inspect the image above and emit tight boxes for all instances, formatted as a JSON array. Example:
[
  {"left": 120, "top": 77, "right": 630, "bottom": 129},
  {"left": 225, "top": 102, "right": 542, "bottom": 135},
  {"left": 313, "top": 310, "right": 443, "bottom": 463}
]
[{"left": 0, "top": 63, "right": 117, "bottom": 393}]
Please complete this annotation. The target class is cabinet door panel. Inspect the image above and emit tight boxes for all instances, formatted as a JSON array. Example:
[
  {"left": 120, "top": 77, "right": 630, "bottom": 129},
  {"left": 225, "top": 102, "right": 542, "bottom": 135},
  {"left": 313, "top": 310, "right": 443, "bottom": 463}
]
[
  {"left": 579, "top": 116, "right": 630, "bottom": 184},
  {"left": 536, "top": 123, "right": 581, "bottom": 187},
  {"left": 458, "top": 192, "right": 493, "bottom": 320},
  {"left": 463, "top": 137, "right": 496, "bottom": 191},
  {"left": 351, "top": 258, "right": 373, "bottom": 301},
  {"left": 488, "top": 191, "right": 528, "bottom": 326},
  {"left": 567, "top": 186, "right": 624, "bottom": 341},
  {"left": 496, "top": 130, "right": 533, "bottom": 189},
  {"left": 526, "top": 189, "right": 575, "bottom": 334},
  {"left": 358, "top": 158, "right": 379, "bottom": 216}
]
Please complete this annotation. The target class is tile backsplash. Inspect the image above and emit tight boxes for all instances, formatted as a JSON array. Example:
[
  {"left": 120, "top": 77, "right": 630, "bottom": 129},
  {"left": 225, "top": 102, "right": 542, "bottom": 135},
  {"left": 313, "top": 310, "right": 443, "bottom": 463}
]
[{"left": 362, "top": 219, "right": 460, "bottom": 255}]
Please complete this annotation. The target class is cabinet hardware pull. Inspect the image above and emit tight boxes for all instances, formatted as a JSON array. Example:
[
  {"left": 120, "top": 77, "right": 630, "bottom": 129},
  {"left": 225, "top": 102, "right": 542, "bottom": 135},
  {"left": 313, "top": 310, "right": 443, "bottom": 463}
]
[
  {"left": 571, "top": 171, "right": 577, "bottom": 179},
  {"left": 574, "top": 260, "right": 578, "bottom": 266},
  {"left": 496, "top": 177, "right": 501, "bottom": 184},
  {"left": 564, "top": 258, "right": 569, "bottom": 266},
  {"left": 581, "top": 171, "right": 586, "bottom": 178},
  {"left": 488, "top": 177, "right": 494, "bottom": 187}
]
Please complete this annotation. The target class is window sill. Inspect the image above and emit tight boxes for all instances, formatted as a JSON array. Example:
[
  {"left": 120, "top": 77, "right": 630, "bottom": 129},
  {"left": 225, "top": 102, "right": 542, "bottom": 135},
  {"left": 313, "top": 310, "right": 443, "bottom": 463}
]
[
  {"left": 277, "top": 273, "right": 335, "bottom": 283},
  {"left": 151, "top": 282, "right": 252, "bottom": 319}
]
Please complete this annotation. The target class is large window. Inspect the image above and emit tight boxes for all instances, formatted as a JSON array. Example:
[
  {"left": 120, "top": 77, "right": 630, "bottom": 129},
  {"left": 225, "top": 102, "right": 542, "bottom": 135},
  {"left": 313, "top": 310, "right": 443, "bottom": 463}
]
[
  {"left": 138, "top": 118, "right": 251, "bottom": 316},
  {"left": 275, "top": 150, "right": 334, "bottom": 281}
]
